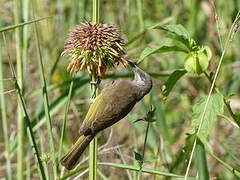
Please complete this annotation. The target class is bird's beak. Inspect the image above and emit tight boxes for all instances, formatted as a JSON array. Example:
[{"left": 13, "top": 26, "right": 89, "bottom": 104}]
[{"left": 127, "top": 60, "right": 136, "bottom": 68}]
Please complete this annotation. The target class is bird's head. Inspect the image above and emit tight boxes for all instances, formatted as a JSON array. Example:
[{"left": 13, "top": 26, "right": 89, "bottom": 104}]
[{"left": 128, "top": 60, "right": 152, "bottom": 100}]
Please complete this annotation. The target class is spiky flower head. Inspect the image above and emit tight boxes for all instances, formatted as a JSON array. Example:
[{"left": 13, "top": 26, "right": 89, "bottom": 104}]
[{"left": 61, "top": 22, "right": 128, "bottom": 78}]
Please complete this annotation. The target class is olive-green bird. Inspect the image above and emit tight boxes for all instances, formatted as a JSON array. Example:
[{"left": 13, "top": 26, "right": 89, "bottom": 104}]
[{"left": 60, "top": 61, "right": 152, "bottom": 170}]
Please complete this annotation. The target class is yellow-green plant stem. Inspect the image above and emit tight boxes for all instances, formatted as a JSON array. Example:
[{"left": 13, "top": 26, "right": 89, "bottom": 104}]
[
  {"left": 89, "top": 74, "right": 98, "bottom": 180},
  {"left": 33, "top": 21, "right": 57, "bottom": 179},
  {"left": 0, "top": 39, "right": 12, "bottom": 180},
  {"left": 13, "top": 0, "right": 24, "bottom": 179},
  {"left": 89, "top": 0, "right": 100, "bottom": 179}
]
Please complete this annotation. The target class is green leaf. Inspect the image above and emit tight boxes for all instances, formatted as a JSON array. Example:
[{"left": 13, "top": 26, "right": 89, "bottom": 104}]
[
  {"left": 154, "top": 24, "right": 195, "bottom": 49},
  {"left": 137, "top": 46, "right": 187, "bottom": 64},
  {"left": 162, "top": 69, "right": 187, "bottom": 97},
  {"left": 202, "top": 46, "right": 212, "bottom": 60},
  {"left": 133, "top": 119, "right": 144, "bottom": 123},
  {"left": 154, "top": 24, "right": 190, "bottom": 40},
  {"left": 191, "top": 93, "right": 224, "bottom": 140},
  {"left": 134, "top": 151, "right": 143, "bottom": 165},
  {"left": 233, "top": 113, "right": 240, "bottom": 126}
]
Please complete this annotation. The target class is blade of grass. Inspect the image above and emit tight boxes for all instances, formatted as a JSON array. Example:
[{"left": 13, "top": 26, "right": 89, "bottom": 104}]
[
  {"left": 58, "top": 165, "right": 88, "bottom": 180},
  {"left": 0, "top": 37, "right": 12, "bottom": 180},
  {"left": 97, "top": 169, "right": 108, "bottom": 180},
  {"left": 0, "top": 17, "right": 51, "bottom": 32},
  {"left": 58, "top": 79, "right": 74, "bottom": 165},
  {"left": 33, "top": 18, "right": 57, "bottom": 179},
  {"left": 98, "top": 162, "right": 196, "bottom": 179}
]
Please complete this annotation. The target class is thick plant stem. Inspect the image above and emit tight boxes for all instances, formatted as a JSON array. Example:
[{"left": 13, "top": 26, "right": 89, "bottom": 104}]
[
  {"left": 13, "top": 0, "right": 24, "bottom": 179},
  {"left": 89, "top": 74, "right": 98, "bottom": 180},
  {"left": 89, "top": 0, "right": 100, "bottom": 179}
]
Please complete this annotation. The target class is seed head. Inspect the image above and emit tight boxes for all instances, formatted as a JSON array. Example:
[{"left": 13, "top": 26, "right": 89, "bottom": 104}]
[{"left": 61, "top": 22, "right": 128, "bottom": 78}]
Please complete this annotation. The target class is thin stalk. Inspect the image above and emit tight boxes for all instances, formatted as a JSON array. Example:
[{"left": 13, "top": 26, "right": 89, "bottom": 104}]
[
  {"left": 13, "top": 0, "right": 24, "bottom": 179},
  {"left": 58, "top": 79, "right": 74, "bottom": 164},
  {"left": 207, "top": 151, "right": 240, "bottom": 178},
  {"left": 0, "top": 17, "right": 50, "bottom": 33},
  {"left": 0, "top": 38, "right": 12, "bottom": 180},
  {"left": 184, "top": 11, "right": 240, "bottom": 180},
  {"left": 2, "top": 32, "right": 46, "bottom": 180},
  {"left": 39, "top": 132, "right": 50, "bottom": 180},
  {"left": 137, "top": 122, "right": 150, "bottom": 180},
  {"left": 136, "top": 0, "right": 144, "bottom": 33},
  {"left": 22, "top": 0, "right": 30, "bottom": 73},
  {"left": 33, "top": 21, "right": 57, "bottom": 179},
  {"left": 89, "top": 0, "right": 100, "bottom": 180}
]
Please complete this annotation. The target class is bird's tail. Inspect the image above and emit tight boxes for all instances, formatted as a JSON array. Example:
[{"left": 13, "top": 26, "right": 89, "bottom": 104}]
[{"left": 60, "top": 134, "right": 95, "bottom": 170}]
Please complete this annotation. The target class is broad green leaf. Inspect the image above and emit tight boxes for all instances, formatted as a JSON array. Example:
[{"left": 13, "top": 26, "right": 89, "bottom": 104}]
[
  {"left": 154, "top": 24, "right": 195, "bottom": 49},
  {"left": 162, "top": 69, "right": 187, "bottom": 97},
  {"left": 191, "top": 93, "right": 224, "bottom": 140},
  {"left": 155, "top": 24, "right": 190, "bottom": 40},
  {"left": 137, "top": 46, "right": 187, "bottom": 64}
]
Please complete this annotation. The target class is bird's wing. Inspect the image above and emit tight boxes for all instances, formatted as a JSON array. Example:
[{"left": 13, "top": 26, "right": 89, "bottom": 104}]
[
  {"left": 79, "top": 80, "right": 136, "bottom": 135},
  {"left": 79, "top": 93, "right": 105, "bottom": 135}
]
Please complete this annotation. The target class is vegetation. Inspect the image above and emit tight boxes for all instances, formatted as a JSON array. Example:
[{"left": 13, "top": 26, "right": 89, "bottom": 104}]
[{"left": 0, "top": 0, "right": 240, "bottom": 179}]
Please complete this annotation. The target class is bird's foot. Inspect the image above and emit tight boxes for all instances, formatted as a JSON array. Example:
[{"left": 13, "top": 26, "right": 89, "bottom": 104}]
[{"left": 90, "top": 78, "right": 101, "bottom": 86}]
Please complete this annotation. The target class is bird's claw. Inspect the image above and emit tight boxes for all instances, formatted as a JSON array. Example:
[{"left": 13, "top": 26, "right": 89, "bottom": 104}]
[{"left": 90, "top": 78, "right": 101, "bottom": 86}]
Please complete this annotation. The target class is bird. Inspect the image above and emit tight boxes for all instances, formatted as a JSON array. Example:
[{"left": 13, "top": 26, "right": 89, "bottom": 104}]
[{"left": 60, "top": 61, "right": 152, "bottom": 170}]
